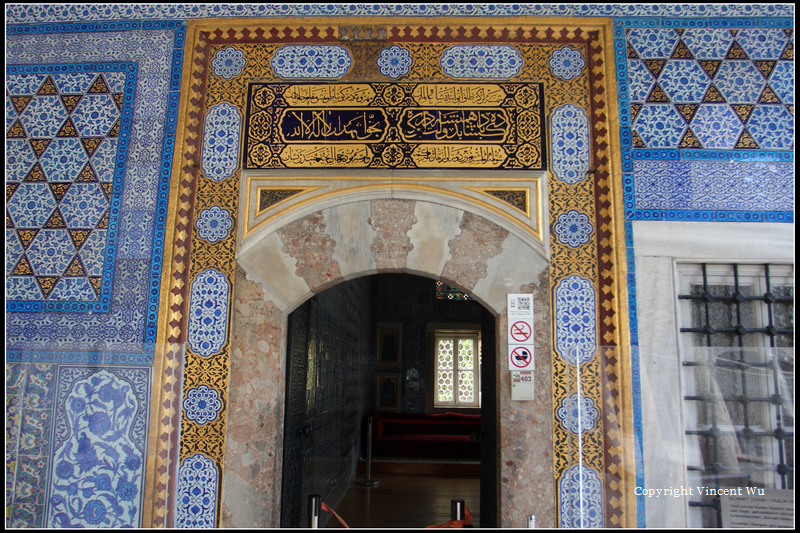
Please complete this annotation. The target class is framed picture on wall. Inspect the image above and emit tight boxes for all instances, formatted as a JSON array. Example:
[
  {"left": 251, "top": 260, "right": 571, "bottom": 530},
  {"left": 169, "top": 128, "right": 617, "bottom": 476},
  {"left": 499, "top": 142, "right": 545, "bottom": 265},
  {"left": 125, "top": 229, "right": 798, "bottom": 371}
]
[
  {"left": 376, "top": 323, "right": 402, "bottom": 365},
  {"left": 377, "top": 375, "right": 400, "bottom": 410}
]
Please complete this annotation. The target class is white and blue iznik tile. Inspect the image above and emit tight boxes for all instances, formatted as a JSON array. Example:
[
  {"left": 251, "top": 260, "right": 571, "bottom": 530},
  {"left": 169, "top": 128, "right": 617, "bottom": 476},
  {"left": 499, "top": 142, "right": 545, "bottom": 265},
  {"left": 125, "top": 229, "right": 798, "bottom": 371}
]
[
  {"left": 195, "top": 206, "right": 233, "bottom": 244},
  {"left": 550, "top": 104, "right": 590, "bottom": 184},
  {"left": 377, "top": 45, "right": 413, "bottom": 79},
  {"left": 182, "top": 385, "right": 223, "bottom": 425},
  {"left": 556, "top": 393, "right": 599, "bottom": 435},
  {"left": 553, "top": 210, "right": 593, "bottom": 248},
  {"left": 555, "top": 275, "right": 597, "bottom": 366},
  {"left": 6, "top": 63, "right": 136, "bottom": 315},
  {"left": 559, "top": 465, "right": 603, "bottom": 528},
  {"left": 270, "top": 45, "right": 352, "bottom": 79},
  {"left": 6, "top": 23, "right": 185, "bottom": 363},
  {"left": 211, "top": 46, "right": 246, "bottom": 79},
  {"left": 175, "top": 454, "right": 218, "bottom": 528},
  {"left": 188, "top": 269, "right": 230, "bottom": 358},
  {"left": 201, "top": 102, "right": 242, "bottom": 181},
  {"left": 46, "top": 367, "right": 150, "bottom": 528},
  {"left": 440, "top": 45, "right": 523, "bottom": 79},
  {"left": 6, "top": 4, "right": 794, "bottom": 23},
  {"left": 548, "top": 47, "right": 586, "bottom": 81}
]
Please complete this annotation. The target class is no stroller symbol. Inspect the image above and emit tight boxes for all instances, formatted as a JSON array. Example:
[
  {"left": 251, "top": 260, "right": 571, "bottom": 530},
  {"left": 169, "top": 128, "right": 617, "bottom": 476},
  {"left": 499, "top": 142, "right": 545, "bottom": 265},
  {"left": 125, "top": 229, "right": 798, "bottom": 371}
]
[{"left": 510, "top": 346, "right": 532, "bottom": 369}]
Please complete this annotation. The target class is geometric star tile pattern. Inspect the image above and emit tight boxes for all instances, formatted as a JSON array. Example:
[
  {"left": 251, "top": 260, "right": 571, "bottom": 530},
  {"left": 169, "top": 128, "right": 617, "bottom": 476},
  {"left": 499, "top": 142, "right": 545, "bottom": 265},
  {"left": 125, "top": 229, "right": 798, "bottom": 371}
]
[
  {"left": 6, "top": 64, "right": 135, "bottom": 312},
  {"left": 627, "top": 28, "right": 794, "bottom": 152}
]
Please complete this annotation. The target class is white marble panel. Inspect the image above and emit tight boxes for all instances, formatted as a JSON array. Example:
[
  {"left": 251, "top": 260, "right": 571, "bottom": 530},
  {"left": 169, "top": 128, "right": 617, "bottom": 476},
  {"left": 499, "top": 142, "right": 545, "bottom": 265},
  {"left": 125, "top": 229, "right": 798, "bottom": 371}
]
[
  {"left": 406, "top": 202, "right": 463, "bottom": 279},
  {"left": 324, "top": 201, "right": 377, "bottom": 280},
  {"left": 236, "top": 232, "right": 310, "bottom": 312}
]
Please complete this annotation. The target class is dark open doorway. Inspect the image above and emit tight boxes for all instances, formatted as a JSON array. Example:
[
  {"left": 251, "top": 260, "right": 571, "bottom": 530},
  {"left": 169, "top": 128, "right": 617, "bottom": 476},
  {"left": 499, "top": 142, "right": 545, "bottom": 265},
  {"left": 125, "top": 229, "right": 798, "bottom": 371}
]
[{"left": 280, "top": 274, "right": 497, "bottom": 528}]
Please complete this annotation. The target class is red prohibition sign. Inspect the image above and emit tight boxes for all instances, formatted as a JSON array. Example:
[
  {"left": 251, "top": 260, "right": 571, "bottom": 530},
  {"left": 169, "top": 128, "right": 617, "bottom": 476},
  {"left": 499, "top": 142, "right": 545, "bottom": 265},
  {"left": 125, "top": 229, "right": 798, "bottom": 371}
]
[
  {"left": 510, "top": 321, "right": 532, "bottom": 343},
  {"left": 511, "top": 346, "right": 532, "bottom": 368}
]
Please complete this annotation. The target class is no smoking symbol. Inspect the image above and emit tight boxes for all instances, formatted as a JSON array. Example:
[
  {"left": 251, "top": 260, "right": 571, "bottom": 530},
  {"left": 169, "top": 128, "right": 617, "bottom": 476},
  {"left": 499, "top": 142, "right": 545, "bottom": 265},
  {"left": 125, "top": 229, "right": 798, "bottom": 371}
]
[
  {"left": 510, "top": 321, "right": 532, "bottom": 343},
  {"left": 511, "top": 347, "right": 532, "bottom": 368}
]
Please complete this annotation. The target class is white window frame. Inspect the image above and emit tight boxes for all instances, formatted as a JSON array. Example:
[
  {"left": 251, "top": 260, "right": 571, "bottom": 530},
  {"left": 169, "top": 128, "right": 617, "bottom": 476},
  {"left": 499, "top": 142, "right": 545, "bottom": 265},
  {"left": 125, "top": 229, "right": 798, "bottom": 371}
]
[{"left": 433, "top": 330, "right": 481, "bottom": 409}]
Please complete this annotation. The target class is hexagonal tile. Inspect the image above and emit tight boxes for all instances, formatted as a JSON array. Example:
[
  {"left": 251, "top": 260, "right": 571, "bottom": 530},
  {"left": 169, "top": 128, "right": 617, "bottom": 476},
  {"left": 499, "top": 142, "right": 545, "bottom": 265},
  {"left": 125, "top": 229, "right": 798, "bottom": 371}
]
[
  {"left": 7, "top": 183, "right": 57, "bottom": 229},
  {"left": 25, "top": 228, "right": 76, "bottom": 277},
  {"left": 6, "top": 139, "right": 38, "bottom": 183},
  {"left": 627, "top": 60, "right": 656, "bottom": 103},
  {"left": 6, "top": 74, "right": 47, "bottom": 96},
  {"left": 746, "top": 106, "right": 794, "bottom": 150},
  {"left": 90, "top": 138, "right": 119, "bottom": 182},
  {"left": 19, "top": 95, "right": 68, "bottom": 138},
  {"left": 768, "top": 62, "right": 794, "bottom": 105},
  {"left": 714, "top": 61, "right": 767, "bottom": 104},
  {"left": 51, "top": 73, "right": 97, "bottom": 95},
  {"left": 681, "top": 29, "right": 734, "bottom": 60},
  {"left": 59, "top": 183, "right": 109, "bottom": 229},
  {"left": 39, "top": 138, "right": 89, "bottom": 183},
  {"left": 627, "top": 28, "right": 679, "bottom": 59},
  {"left": 689, "top": 104, "right": 744, "bottom": 150},
  {"left": 736, "top": 29, "right": 789, "bottom": 60},
  {"left": 7, "top": 229, "right": 25, "bottom": 277},
  {"left": 658, "top": 60, "right": 711, "bottom": 103},
  {"left": 71, "top": 94, "right": 120, "bottom": 137},
  {"left": 633, "top": 104, "right": 687, "bottom": 149}
]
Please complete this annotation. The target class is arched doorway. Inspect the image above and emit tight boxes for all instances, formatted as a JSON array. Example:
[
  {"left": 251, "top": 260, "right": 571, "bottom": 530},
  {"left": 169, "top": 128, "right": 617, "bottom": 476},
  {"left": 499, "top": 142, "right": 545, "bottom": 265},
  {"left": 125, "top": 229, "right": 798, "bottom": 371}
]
[
  {"left": 278, "top": 273, "right": 496, "bottom": 528},
  {"left": 220, "top": 197, "right": 551, "bottom": 527}
]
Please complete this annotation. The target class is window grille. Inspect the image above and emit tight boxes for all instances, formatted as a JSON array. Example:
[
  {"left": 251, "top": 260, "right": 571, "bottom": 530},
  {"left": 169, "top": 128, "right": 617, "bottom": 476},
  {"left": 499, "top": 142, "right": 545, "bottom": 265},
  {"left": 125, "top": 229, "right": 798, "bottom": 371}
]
[
  {"left": 677, "top": 263, "right": 794, "bottom": 528},
  {"left": 434, "top": 331, "right": 481, "bottom": 408}
]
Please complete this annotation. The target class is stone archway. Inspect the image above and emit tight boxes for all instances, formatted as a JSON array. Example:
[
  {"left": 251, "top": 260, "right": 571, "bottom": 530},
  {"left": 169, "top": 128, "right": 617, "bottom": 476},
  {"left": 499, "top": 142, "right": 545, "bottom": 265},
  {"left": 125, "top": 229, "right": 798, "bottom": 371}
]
[{"left": 219, "top": 197, "right": 553, "bottom": 527}]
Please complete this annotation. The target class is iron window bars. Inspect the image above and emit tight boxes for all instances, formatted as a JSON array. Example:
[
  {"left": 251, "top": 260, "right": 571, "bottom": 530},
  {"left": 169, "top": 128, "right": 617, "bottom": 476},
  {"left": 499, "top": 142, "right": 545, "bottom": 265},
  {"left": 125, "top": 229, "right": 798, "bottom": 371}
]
[{"left": 678, "top": 263, "right": 794, "bottom": 527}]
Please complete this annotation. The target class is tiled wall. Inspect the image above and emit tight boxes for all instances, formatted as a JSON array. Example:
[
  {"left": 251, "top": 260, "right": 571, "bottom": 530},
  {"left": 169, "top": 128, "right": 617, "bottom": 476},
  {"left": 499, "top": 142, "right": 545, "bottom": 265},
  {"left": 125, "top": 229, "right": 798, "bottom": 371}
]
[
  {"left": 6, "top": 20, "right": 184, "bottom": 528},
  {"left": 5, "top": 4, "right": 794, "bottom": 530}
]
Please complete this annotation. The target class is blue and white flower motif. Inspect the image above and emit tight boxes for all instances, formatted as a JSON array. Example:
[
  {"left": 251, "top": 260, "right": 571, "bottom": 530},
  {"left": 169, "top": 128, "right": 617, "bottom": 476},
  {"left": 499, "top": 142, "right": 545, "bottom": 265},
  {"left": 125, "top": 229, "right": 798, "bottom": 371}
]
[
  {"left": 554, "top": 210, "right": 593, "bottom": 248},
  {"left": 175, "top": 454, "right": 218, "bottom": 528},
  {"left": 188, "top": 269, "right": 229, "bottom": 357},
  {"left": 559, "top": 465, "right": 603, "bottom": 528},
  {"left": 377, "top": 45, "right": 413, "bottom": 78},
  {"left": 201, "top": 102, "right": 242, "bottom": 182},
  {"left": 549, "top": 47, "right": 586, "bottom": 81},
  {"left": 555, "top": 275, "right": 596, "bottom": 365},
  {"left": 440, "top": 45, "right": 523, "bottom": 78},
  {"left": 183, "top": 385, "right": 223, "bottom": 425},
  {"left": 271, "top": 45, "right": 352, "bottom": 79},
  {"left": 557, "top": 393, "right": 599, "bottom": 434},
  {"left": 550, "top": 104, "right": 590, "bottom": 184},
  {"left": 47, "top": 370, "right": 144, "bottom": 528},
  {"left": 196, "top": 206, "right": 233, "bottom": 243},
  {"left": 211, "top": 46, "right": 246, "bottom": 79}
]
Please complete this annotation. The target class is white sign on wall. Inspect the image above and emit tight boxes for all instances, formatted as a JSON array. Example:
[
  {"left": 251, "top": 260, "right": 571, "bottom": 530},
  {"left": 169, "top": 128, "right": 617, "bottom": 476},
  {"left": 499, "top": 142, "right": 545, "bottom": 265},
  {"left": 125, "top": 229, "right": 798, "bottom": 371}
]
[{"left": 507, "top": 294, "right": 535, "bottom": 378}]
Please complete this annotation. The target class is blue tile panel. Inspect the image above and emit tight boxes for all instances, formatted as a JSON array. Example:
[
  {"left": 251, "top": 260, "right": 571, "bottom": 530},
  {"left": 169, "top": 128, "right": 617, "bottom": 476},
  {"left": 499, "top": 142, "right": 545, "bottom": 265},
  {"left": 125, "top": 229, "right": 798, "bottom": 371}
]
[
  {"left": 5, "top": 22, "right": 186, "bottom": 363},
  {"left": 7, "top": 63, "right": 136, "bottom": 314},
  {"left": 4, "top": 4, "right": 795, "bottom": 23},
  {"left": 615, "top": 22, "right": 795, "bottom": 222}
]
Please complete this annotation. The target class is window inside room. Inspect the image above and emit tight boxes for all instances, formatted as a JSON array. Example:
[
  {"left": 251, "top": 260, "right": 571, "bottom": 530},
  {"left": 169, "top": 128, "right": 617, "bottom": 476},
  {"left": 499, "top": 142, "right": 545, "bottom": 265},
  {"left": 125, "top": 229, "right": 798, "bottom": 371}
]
[
  {"left": 677, "top": 263, "right": 794, "bottom": 528},
  {"left": 434, "top": 330, "right": 481, "bottom": 408}
]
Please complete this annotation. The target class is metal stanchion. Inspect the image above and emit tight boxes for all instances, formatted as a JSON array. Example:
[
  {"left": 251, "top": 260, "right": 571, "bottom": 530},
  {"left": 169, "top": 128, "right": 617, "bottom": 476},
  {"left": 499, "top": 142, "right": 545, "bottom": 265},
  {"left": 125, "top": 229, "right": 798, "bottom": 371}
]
[
  {"left": 451, "top": 499, "right": 466, "bottom": 522},
  {"left": 308, "top": 494, "right": 321, "bottom": 528},
  {"left": 357, "top": 415, "right": 379, "bottom": 487},
  {"left": 528, "top": 514, "right": 536, "bottom": 528}
]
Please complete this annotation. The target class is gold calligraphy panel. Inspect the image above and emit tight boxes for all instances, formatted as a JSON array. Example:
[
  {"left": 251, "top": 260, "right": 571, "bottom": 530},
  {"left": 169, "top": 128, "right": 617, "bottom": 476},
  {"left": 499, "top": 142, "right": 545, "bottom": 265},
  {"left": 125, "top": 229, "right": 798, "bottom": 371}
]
[{"left": 243, "top": 82, "right": 545, "bottom": 170}]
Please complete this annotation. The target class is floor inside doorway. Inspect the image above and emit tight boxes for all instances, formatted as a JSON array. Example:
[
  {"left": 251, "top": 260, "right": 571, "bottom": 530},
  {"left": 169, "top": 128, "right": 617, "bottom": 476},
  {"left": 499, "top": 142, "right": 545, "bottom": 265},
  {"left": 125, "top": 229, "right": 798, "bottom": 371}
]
[{"left": 325, "top": 460, "right": 480, "bottom": 528}]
